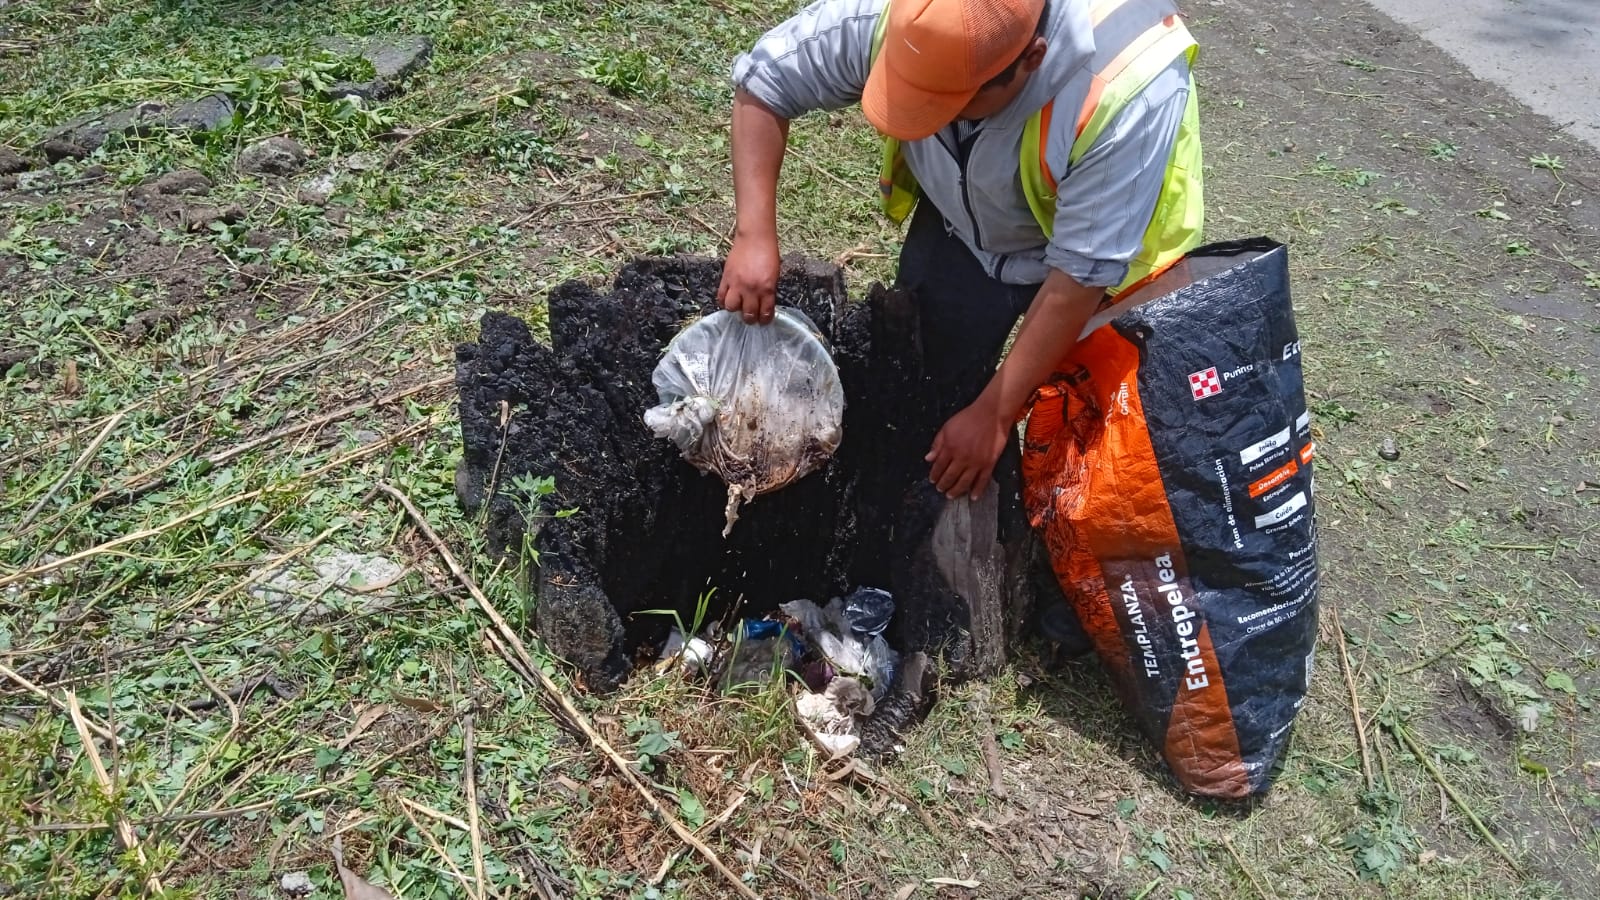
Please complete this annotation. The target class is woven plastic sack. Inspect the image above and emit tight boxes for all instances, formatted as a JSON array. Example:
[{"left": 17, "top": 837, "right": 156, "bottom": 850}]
[
  {"left": 1023, "top": 239, "right": 1319, "bottom": 798},
  {"left": 644, "top": 308, "right": 844, "bottom": 535}
]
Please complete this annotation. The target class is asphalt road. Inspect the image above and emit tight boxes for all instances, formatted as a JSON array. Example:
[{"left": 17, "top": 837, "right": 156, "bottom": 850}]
[{"left": 1362, "top": 0, "right": 1600, "bottom": 150}]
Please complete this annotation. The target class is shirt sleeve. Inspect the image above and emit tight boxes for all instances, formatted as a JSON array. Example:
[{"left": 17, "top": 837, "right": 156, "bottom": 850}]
[
  {"left": 730, "top": 0, "right": 886, "bottom": 120},
  {"left": 1044, "top": 57, "right": 1192, "bottom": 288}
]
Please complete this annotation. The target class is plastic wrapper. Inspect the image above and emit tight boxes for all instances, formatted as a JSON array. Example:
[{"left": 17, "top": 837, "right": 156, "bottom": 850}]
[{"left": 780, "top": 596, "right": 898, "bottom": 700}]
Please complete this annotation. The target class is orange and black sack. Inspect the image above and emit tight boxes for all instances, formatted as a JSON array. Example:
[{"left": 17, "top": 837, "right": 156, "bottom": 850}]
[{"left": 1023, "top": 239, "right": 1317, "bottom": 798}]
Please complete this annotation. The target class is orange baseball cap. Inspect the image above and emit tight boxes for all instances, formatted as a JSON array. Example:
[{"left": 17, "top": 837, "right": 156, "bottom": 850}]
[{"left": 863, "top": 0, "right": 1048, "bottom": 141}]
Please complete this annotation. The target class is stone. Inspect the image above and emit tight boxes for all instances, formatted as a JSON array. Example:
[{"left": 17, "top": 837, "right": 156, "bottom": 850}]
[
  {"left": 250, "top": 54, "right": 286, "bottom": 70},
  {"left": 242, "top": 229, "right": 276, "bottom": 250},
  {"left": 123, "top": 307, "right": 187, "bottom": 342},
  {"left": 0, "top": 146, "right": 27, "bottom": 174},
  {"left": 341, "top": 150, "right": 381, "bottom": 171},
  {"left": 39, "top": 138, "right": 88, "bottom": 163},
  {"left": 299, "top": 169, "right": 339, "bottom": 204},
  {"left": 39, "top": 95, "right": 234, "bottom": 157},
  {"left": 182, "top": 204, "right": 244, "bottom": 232},
  {"left": 43, "top": 100, "right": 167, "bottom": 153},
  {"left": 15, "top": 170, "right": 55, "bottom": 191},
  {"left": 239, "top": 261, "right": 271, "bottom": 286},
  {"left": 317, "top": 34, "right": 433, "bottom": 100},
  {"left": 147, "top": 168, "right": 213, "bottom": 196},
  {"left": 165, "top": 94, "right": 236, "bottom": 134},
  {"left": 0, "top": 347, "right": 37, "bottom": 373},
  {"left": 250, "top": 549, "right": 406, "bottom": 616},
  {"left": 238, "top": 136, "right": 306, "bottom": 176}
]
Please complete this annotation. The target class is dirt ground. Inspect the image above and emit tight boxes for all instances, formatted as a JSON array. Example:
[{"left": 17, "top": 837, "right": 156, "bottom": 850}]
[
  {"left": 1, "top": 0, "right": 1596, "bottom": 897},
  {"left": 1189, "top": 0, "right": 1600, "bottom": 891}
]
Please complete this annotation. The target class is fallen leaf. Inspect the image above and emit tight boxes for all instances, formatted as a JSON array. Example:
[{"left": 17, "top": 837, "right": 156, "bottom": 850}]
[
  {"left": 1444, "top": 474, "right": 1471, "bottom": 493},
  {"left": 331, "top": 834, "right": 395, "bottom": 900},
  {"left": 736, "top": 835, "right": 764, "bottom": 870},
  {"left": 927, "top": 877, "right": 981, "bottom": 889},
  {"left": 391, "top": 693, "right": 443, "bottom": 714},
  {"left": 894, "top": 884, "right": 918, "bottom": 900},
  {"left": 1545, "top": 671, "right": 1577, "bottom": 694},
  {"left": 335, "top": 704, "right": 391, "bottom": 751}
]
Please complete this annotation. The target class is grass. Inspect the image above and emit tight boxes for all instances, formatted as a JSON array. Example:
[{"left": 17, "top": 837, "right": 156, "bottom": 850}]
[{"left": 3, "top": 0, "right": 1599, "bottom": 898}]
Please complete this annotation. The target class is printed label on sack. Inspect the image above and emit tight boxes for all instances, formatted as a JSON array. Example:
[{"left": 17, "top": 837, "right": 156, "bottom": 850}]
[
  {"left": 1112, "top": 552, "right": 1213, "bottom": 689},
  {"left": 1239, "top": 427, "right": 1292, "bottom": 466},
  {"left": 1155, "top": 552, "right": 1212, "bottom": 691},
  {"left": 1254, "top": 490, "right": 1307, "bottom": 530},
  {"left": 1117, "top": 573, "right": 1159, "bottom": 678},
  {"left": 1188, "top": 367, "right": 1222, "bottom": 400},
  {"left": 1248, "top": 459, "right": 1300, "bottom": 499}
]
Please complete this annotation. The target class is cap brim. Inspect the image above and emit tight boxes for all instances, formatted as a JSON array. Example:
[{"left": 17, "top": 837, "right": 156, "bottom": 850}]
[{"left": 862, "top": 51, "right": 977, "bottom": 142}]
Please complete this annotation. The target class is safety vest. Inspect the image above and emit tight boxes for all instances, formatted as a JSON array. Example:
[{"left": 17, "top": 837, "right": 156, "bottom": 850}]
[{"left": 871, "top": 0, "right": 1204, "bottom": 294}]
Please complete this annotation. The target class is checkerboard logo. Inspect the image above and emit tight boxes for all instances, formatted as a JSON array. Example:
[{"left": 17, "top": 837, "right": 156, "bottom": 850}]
[{"left": 1189, "top": 367, "right": 1222, "bottom": 400}]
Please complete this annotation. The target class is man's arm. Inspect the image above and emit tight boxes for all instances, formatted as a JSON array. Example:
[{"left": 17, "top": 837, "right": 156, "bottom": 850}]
[
  {"left": 926, "top": 268, "right": 1102, "bottom": 500},
  {"left": 928, "top": 59, "right": 1195, "bottom": 498},
  {"left": 718, "top": 0, "right": 885, "bottom": 323},
  {"left": 718, "top": 89, "right": 791, "bottom": 325}
]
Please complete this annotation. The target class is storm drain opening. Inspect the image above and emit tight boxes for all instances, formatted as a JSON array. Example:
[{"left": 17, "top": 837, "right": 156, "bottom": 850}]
[{"left": 454, "top": 257, "right": 1048, "bottom": 755}]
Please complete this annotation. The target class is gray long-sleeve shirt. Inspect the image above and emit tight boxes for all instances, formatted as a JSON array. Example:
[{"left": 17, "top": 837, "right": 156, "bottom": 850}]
[{"left": 732, "top": 0, "right": 1192, "bottom": 287}]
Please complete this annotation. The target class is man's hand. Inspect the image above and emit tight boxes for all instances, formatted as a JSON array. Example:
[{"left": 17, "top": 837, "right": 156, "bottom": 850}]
[
  {"left": 925, "top": 269, "right": 1107, "bottom": 500},
  {"left": 926, "top": 393, "right": 1010, "bottom": 500},
  {"left": 717, "top": 231, "right": 780, "bottom": 324}
]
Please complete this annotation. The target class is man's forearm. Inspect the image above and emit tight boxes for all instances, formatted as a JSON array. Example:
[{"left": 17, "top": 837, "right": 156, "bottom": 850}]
[
  {"left": 730, "top": 88, "right": 790, "bottom": 241},
  {"left": 979, "top": 268, "right": 1105, "bottom": 420}
]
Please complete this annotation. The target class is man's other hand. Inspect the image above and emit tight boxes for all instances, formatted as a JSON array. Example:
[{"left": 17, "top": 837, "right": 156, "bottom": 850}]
[
  {"left": 717, "top": 232, "right": 780, "bottom": 325},
  {"left": 926, "top": 395, "right": 1009, "bottom": 500}
]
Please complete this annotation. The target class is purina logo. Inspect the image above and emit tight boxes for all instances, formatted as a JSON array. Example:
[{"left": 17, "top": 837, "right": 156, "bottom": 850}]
[{"left": 1188, "top": 367, "right": 1222, "bottom": 400}]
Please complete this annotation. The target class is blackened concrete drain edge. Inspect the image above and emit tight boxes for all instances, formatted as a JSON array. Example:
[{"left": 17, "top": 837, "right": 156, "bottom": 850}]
[{"left": 454, "top": 256, "right": 1057, "bottom": 751}]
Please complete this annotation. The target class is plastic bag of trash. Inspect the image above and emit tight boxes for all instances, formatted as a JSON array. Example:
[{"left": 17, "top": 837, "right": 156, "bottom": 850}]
[
  {"left": 643, "top": 308, "right": 845, "bottom": 536},
  {"left": 795, "top": 677, "right": 875, "bottom": 757},
  {"left": 781, "top": 592, "right": 898, "bottom": 700}
]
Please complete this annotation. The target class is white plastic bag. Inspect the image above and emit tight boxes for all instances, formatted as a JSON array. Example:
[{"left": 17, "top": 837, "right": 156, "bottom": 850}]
[
  {"left": 644, "top": 308, "right": 845, "bottom": 535},
  {"left": 779, "top": 597, "right": 898, "bottom": 701}
]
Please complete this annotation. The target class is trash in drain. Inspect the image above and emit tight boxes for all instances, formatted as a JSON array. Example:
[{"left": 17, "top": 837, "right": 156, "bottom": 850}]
[
  {"left": 654, "top": 587, "right": 897, "bottom": 757},
  {"left": 455, "top": 256, "right": 1037, "bottom": 702}
]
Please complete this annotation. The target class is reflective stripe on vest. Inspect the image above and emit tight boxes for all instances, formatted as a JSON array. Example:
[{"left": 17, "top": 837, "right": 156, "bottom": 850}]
[{"left": 872, "top": 0, "right": 1203, "bottom": 294}]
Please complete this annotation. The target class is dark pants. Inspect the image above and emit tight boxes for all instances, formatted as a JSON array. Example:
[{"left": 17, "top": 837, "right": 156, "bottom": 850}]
[
  {"left": 890, "top": 201, "right": 1091, "bottom": 656},
  {"left": 894, "top": 203, "right": 1038, "bottom": 421}
]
